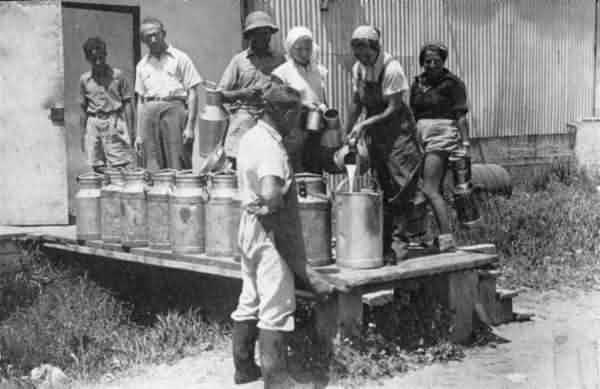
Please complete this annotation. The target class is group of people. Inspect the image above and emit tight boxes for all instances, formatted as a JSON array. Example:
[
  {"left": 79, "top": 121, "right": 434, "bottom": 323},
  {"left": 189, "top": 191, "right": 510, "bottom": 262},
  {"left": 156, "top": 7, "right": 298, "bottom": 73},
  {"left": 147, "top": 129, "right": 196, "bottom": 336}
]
[{"left": 78, "top": 10, "right": 471, "bottom": 389}]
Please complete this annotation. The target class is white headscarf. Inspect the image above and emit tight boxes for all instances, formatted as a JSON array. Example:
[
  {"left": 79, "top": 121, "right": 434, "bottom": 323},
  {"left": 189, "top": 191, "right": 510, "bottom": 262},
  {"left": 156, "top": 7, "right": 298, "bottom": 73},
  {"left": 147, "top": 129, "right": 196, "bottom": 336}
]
[{"left": 284, "top": 26, "right": 327, "bottom": 77}]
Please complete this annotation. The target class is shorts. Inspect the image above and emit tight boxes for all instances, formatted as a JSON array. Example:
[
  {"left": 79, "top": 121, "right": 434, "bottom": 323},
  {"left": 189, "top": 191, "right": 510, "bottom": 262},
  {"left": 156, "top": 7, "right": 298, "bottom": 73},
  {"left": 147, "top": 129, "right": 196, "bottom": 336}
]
[{"left": 86, "top": 114, "right": 134, "bottom": 168}]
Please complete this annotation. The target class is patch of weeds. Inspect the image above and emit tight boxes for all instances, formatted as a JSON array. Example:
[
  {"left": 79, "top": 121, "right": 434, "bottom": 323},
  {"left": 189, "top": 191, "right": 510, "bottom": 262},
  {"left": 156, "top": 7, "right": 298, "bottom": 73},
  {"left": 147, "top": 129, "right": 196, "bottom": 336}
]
[
  {"left": 0, "top": 249, "right": 226, "bottom": 382},
  {"left": 455, "top": 170, "right": 600, "bottom": 290}
]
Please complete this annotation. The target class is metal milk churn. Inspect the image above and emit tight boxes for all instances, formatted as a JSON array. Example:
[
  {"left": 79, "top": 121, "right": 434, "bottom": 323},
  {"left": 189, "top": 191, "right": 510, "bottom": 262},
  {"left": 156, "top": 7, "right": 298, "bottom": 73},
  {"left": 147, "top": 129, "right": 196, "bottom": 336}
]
[
  {"left": 75, "top": 172, "right": 103, "bottom": 241},
  {"left": 170, "top": 170, "right": 208, "bottom": 254},
  {"left": 148, "top": 169, "right": 176, "bottom": 250},
  {"left": 101, "top": 168, "right": 125, "bottom": 243},
  {"left": 451, "top": 154, "right": 481, "bottom": 227},
  {"left": 205, "top": 173, "right": 241, "bottom": 257},
  {"left": 193, "top": 84, "right": 228, "bottom": 172},
  {"left": 334, "top": 187, "right": 383, "bottom": 269},
  {"left": 295, "top": 173, "right": 332, "bottom": 266},
  {"left": 120, "top": 168, "right": 149, "bottom": 247}
]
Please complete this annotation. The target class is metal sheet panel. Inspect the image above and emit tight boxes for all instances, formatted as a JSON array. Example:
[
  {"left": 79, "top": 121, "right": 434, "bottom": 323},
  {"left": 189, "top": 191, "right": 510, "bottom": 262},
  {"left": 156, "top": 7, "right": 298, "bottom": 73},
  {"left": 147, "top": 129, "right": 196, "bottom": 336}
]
[{"left": 248, "top": 0, "right": 595, "bottom": 137}]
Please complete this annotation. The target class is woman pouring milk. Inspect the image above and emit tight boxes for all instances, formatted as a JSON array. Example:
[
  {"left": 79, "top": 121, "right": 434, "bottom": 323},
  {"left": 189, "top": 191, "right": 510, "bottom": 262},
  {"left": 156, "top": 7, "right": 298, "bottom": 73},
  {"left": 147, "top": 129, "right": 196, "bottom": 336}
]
[
  {"left": 271, "top": 26, "right": 332, "bottom": 174},
  {"left": 344, "top": 26, "right": 423, "bottom": 263}
]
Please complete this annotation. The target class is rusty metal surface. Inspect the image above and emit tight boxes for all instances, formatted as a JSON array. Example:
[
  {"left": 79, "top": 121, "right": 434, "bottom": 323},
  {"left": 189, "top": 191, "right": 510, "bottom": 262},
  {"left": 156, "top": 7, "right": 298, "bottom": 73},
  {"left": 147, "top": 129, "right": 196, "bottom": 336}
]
[{"left": 247, "top": 0, "right": 595, "bottom": 138}]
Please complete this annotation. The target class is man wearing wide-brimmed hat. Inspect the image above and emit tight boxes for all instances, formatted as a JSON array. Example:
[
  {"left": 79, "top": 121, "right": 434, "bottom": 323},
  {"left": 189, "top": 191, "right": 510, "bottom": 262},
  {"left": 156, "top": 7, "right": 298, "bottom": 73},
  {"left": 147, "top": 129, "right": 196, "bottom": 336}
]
[{"left": 218, "top": 11, "right": 285, "bottom": 170}]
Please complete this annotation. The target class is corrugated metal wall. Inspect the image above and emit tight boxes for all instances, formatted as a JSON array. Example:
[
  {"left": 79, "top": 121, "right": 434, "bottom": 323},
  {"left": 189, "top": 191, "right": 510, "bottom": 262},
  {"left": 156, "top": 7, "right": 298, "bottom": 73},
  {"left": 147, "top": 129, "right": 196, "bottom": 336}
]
[{"left": 248, "top": 0, "right": 596, "bottom": 138}]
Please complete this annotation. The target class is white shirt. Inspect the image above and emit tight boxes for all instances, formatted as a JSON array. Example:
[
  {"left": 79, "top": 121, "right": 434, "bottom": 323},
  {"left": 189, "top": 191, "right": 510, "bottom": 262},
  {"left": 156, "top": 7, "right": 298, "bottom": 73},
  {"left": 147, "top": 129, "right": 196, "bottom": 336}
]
[
  {"left": 272, "top": 60, "right": 327, "bottom": 106},
  {"left": 237, "top": 120, "right": 292, "bottom": 207},
  {"left": 135, "top": 45, "right": 203, "bottom": 99},
  {"left": 352, "top": 51, "right": 409, "bottom": 97}
]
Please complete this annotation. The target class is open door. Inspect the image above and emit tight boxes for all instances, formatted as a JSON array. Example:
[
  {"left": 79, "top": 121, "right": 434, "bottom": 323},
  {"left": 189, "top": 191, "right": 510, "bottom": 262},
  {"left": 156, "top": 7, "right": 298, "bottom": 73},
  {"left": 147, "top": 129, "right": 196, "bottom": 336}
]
[{"left": 0, "top": 1, "right": 68, "bottom": 225}]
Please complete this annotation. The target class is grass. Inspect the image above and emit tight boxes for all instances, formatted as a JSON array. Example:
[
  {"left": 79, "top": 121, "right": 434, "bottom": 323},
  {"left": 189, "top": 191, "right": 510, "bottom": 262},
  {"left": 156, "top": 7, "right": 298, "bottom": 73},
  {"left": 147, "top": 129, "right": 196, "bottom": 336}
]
[
  {"left": 2, "top": 164, "right": 600, "bottom": 386},
  {"left": 455, "top": 165, "right": 600, "bottom": 290},
  {"left": 0, "top": 243, "right": 227, "bottom": 383}
]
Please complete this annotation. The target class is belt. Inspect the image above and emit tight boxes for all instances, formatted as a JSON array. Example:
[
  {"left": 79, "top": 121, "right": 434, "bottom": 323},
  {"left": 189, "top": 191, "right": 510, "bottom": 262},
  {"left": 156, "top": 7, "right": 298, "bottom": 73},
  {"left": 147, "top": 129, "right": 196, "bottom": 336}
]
[
  {"left": 142, "top": 96, "right": 186, "bottom": 103},
  {"left": 88, "top": 110, "right": 120, "bottom": 119}
]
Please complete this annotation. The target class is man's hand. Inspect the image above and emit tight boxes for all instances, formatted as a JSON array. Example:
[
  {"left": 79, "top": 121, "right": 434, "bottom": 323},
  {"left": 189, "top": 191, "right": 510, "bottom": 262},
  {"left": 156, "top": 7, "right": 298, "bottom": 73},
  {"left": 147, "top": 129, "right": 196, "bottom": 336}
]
[
  {"left": 182, "top": 125, "right": 194, "bottom": 145},
  {"left": 305, "top": 267, "right": 350, "bottom": 298},
  {"left": 239, "top": 87, "right": 262, "bottom": 101},
  {"left": 134, "top": 136, "right": 143, "bottom": 155},
  {"left": 245, "top": 198, "right": 271, "bottom": 216}
]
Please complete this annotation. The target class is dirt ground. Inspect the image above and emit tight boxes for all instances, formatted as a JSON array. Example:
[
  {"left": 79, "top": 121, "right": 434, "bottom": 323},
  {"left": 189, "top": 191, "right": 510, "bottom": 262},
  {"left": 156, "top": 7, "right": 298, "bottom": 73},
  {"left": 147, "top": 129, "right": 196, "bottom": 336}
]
[{"left": 78, "top": 288, "right": 600, "bottom": 389}]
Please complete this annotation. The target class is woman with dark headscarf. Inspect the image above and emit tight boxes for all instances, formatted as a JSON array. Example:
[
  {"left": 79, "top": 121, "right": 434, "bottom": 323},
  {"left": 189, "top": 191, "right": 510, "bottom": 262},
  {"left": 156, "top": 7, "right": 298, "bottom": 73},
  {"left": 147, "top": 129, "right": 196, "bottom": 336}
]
[
  {"left": 345, "top": 25, "right": 422, "bottom": 262},
  {"left": 410, "top": 42, "right": 470, "bottom": 251}
]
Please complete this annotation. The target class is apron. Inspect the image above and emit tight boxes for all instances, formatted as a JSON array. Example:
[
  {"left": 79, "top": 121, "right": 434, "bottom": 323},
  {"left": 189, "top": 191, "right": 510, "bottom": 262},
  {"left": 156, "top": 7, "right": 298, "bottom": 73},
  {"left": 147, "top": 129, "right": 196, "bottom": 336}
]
[{"left": 358, "top": 59, "right": 422, "bottom": 207}]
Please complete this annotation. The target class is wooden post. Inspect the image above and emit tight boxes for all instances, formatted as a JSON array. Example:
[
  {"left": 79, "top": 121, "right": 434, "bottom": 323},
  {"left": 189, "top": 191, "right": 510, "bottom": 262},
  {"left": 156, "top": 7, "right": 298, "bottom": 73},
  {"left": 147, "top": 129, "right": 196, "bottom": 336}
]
[
  {"left": 426, "top": 271, "right": 478, "bottom": 344},
  {"left": 314, "top": 290, "right": 364, "bottom": 352}
]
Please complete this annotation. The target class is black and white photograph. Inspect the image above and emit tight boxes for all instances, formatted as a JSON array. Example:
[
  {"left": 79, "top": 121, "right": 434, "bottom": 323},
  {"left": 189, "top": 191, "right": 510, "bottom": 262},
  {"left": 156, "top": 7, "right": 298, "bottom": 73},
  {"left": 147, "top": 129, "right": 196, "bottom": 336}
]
[{"left": 1, "top": 0, "right": 599, "bottom": 388}]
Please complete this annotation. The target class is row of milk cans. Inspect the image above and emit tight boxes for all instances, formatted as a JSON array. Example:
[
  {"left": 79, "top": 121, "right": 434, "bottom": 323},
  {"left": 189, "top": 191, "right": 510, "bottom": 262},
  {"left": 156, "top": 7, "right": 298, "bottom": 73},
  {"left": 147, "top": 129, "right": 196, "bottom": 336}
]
[{"left": 75, "top": 168, "right": 241, "bottom": 257}]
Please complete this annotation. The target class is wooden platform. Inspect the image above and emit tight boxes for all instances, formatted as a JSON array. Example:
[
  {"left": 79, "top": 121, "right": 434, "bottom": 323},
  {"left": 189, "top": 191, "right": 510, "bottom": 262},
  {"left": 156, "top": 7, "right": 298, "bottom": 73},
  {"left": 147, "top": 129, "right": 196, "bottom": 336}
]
[{"left": 1, "top": 226, "right": 501, "bottom": 344}]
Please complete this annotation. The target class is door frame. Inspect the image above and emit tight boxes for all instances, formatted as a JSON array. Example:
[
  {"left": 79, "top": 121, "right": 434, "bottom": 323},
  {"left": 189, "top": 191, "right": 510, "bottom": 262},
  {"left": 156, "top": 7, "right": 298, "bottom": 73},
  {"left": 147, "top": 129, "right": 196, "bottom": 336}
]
[{"left": 62, "top": 1, "right": 141, "bottom": 66}]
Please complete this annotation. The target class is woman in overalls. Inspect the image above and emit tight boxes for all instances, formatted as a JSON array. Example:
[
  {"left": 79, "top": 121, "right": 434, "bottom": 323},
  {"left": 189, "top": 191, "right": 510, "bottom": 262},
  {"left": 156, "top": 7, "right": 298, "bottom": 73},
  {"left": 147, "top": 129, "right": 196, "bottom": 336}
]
[{"left": 345, "top": 26, "right": 422, "bottom": 262}]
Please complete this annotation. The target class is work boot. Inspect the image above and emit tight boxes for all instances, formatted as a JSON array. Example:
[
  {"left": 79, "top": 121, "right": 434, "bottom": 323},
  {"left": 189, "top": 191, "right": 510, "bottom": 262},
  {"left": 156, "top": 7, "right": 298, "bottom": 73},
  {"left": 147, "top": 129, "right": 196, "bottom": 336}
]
[
  {"left": 259, "top": 330, "right": 315, "bottom": 389},
  {"left": 232, "top": 320, "right": 261, "bottom": 385}
]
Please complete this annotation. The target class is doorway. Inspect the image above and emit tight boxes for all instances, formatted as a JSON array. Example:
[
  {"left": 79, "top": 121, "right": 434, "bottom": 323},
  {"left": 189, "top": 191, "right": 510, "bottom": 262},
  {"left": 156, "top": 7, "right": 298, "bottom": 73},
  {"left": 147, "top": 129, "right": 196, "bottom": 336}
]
[{"left": 61, "top": 2, "right": 140, "bottom": 217}]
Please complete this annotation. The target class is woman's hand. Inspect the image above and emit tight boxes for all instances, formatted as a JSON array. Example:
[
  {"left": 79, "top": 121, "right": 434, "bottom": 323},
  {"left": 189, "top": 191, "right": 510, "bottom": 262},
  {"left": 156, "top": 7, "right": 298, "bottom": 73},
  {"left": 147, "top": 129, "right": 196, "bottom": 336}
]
[{"left": 346, "top": 122, "right": 365, "bottom": 143}]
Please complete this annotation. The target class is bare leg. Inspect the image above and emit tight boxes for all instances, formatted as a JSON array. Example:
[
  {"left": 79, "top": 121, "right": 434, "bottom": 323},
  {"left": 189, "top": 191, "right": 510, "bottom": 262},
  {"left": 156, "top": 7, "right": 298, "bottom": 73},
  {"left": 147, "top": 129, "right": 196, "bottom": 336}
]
[{"left": 421, "top": 152, "right": 452, "bottom": 234}]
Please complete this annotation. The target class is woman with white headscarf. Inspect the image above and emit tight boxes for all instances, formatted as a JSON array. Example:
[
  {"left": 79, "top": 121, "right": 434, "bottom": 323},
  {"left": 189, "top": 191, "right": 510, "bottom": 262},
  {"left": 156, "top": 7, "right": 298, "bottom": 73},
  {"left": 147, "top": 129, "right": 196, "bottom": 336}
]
[{"left": 272, "top": 26, "right": 331, "bottom": 174}]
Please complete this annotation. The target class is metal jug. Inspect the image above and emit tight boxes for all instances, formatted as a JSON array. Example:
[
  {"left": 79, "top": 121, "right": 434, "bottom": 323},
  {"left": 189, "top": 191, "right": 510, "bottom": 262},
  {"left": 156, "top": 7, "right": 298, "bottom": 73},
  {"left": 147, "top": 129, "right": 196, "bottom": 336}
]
[
  {"left": 296, "top": 173, "right": 332, "bottom": 266},
  {"left": 451, "top": 155, "right": 482, "bottom": 227},
  {"left": 148, "top": 169, "right": 176, "bottom": 250},
  {"left": 170, "top": 170, "right": 208, "bottom": 254},
  {"left": 320, "top": 108, "right": 343, "bottom": 149},
  {"left": 76, "top": 172, "right": 103, "bottom": 241},
  {"left": 334, "top": 188, "right": 383, "bottom": 269},
  {"left": 101, "top": 168, "right": 125, "bottom": 243},
  {"left": 121, "top": 168, "right": 148, "bottom": 248},
  {"left": 195, "top": 83, "right": 228, "bottom": 157},
  {"left": 205, "top": 173, "right": 241, "bottom": 258},
  {"left": 304, "top": 107, "right": 322, "bottom": 132}
]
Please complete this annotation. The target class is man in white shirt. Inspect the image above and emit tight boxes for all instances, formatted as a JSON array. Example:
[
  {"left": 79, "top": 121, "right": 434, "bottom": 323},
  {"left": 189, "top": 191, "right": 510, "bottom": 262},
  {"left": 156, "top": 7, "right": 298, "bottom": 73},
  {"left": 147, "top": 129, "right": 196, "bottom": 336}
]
[
  {"left": 232, "top": 84, "right": 342, "bottom": 387},
  {"left": 134, "top": 17, "right": 202, "bottom": 170}
]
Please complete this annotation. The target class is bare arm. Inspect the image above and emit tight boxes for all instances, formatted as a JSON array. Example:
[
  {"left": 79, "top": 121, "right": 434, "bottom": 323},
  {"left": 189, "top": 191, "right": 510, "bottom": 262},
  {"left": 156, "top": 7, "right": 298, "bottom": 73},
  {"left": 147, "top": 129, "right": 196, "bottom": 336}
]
[
  {"left": 134, "top": 98, "right": 144, "bottom": 153},
  {"left": 183, "top": 85, "right": 199, "bottom": 144},
  {"left": 344, "top": 92, "right": 363, "bottom": 138},
  {"left": 359, "top": 91, "right": 406, "bottom": 129},
  {"left": 456, "top": 114, "right": 470, "bottom": 144},
  {"left": 79, "top": 104, "right": 88, "bottom": 152},
  {"left": 122, "top": 100, "right": 135, "bottom": 144},
  {"left": 256, "top": 175, "right": 286, "bottom": 214}
]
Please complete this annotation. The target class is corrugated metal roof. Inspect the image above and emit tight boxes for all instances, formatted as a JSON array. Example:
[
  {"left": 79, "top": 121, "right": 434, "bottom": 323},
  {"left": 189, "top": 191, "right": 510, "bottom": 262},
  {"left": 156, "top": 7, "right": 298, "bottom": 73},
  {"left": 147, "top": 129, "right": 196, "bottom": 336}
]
[{"left": 248, "top": 0, "right": 595, "bottom": 137}]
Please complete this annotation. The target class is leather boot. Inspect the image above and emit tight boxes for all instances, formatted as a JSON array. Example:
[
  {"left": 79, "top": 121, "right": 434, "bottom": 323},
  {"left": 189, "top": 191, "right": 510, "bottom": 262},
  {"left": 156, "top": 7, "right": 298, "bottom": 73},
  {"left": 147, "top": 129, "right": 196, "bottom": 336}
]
[
  {"left": 232, "top": 320, "right": 261, "bottom": 385},
  {"left": 259, "top": 329, "right": 314, "bottom": 389}
]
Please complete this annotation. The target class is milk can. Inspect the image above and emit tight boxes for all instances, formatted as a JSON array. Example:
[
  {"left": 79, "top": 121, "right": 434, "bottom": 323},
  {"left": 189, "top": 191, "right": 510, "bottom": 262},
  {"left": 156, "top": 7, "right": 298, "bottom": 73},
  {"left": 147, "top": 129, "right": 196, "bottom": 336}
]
[
  {"left": 296, "top": 173, "right": 332, "bottom": 266},
  {"left": 121, "top": 168, "right": 148, "bottom": 247},
  {"left": 334, "top": 188, "right": 383, "bottom": 269},
  {"left": 101, "top": 168, "right": 125, "bottom": 243},
  {"left": 148, "top": 169, "right": 176, "bottom": 250},
  {"left": 75, "top": 172, "right": 103, "bottom": 241},
  {"left": 170, "top": 170, "right": 208, "bottom": 254},
  {"left": 205, "top": 173, "right": 241, "bottom": 257},
  {"left": 197, "top": 85, "right": 228, "bottom": 157},
  {"left": 450, "top": 155, "right": 481, "bottom": 227}
]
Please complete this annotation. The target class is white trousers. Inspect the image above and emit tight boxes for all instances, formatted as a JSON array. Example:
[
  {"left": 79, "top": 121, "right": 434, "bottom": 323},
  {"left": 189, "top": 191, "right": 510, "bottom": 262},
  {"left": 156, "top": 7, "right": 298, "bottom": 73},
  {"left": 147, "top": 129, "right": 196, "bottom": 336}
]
[{"left": 231, "top": 211, "right": 296, "bottom": 332}]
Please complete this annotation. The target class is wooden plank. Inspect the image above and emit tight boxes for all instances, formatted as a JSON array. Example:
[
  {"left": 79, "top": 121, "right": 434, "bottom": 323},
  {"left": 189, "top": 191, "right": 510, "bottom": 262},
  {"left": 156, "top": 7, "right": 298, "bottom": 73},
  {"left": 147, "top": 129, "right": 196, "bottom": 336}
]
[
  {"left": 131, "top": 247, "right": 174, "bottom": 259},
  {"left": 323, "top": 251, "right": 498, "bottom": 289},
  {"left": 43, "top": 242, "right": 242, "bottom": 279}
]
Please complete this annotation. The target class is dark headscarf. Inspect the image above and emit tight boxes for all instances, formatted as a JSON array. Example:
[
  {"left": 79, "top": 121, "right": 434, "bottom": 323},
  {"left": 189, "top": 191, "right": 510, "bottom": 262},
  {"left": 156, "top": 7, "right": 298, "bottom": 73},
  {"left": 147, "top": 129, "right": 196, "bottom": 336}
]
[{"left": 419, "top": 42, "right": 449, "bottom": 66}]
